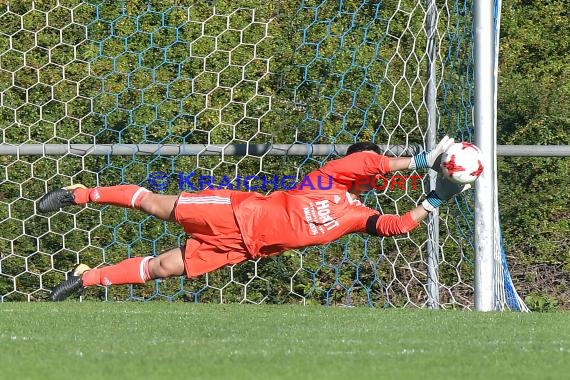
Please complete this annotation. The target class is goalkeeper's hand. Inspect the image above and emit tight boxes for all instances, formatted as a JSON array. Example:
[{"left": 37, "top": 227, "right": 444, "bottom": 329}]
[
  {"left": 421, "top": 175, "right": 471, "bottom": 212},
  {"left": 408, "top": 135, "right": 454, "bottom": 171}
]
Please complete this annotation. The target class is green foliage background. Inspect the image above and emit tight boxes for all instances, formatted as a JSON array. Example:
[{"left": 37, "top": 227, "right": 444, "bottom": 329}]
[
  {"left": 0, "top": 0, "right": 567, "bottom": 309},
  {"left": 497, "top": 0, "right": 569, "bottom": 310}
]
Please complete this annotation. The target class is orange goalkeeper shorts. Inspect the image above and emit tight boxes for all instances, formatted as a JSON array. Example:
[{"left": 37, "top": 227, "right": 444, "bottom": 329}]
[{"left": 173, "top": 190, "right": 250, "bottom": 278}]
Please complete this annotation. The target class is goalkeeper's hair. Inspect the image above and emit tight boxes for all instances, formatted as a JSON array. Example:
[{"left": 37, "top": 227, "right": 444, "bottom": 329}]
[{"left": 346, "top": 142, "right": 382, "bottom": 155}]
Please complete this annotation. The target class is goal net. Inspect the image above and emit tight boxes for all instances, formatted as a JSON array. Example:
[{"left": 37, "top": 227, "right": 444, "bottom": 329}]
[{"left": 0, "top": 0, "right": 524, "bottom": 309}]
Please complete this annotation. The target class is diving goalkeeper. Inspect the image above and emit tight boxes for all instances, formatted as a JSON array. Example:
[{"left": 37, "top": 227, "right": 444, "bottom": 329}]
[{"left": 39, "top": 137, "right": 468, "bottom": 301}]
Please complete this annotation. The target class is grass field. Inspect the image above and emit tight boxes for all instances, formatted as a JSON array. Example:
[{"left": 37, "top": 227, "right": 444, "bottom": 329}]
[{"left": 1, "top": 303, "right": 569, "bottom": 380}]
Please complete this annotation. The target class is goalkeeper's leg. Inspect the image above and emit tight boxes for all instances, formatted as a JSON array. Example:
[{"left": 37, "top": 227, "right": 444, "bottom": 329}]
[
  {"left": 50, "top": 246, "right": 185, "bottom": 301},
  {"left": 37, "top": 184, "right": 177, "bottom": 221}
]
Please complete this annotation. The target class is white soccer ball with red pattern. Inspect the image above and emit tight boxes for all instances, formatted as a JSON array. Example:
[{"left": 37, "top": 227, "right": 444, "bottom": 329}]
[{"left": 440, "top": 142, "right": 484, "bottom": 184}]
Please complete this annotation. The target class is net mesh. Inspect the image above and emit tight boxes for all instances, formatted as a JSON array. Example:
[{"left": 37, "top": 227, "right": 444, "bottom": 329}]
[{"left": 0, "top": 0, "right": 481, "bottom": 307}]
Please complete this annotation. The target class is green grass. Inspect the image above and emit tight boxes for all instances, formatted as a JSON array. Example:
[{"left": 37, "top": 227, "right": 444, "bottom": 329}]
[{"left": 1, "top": 303, "right": 569, "bottom": 380}]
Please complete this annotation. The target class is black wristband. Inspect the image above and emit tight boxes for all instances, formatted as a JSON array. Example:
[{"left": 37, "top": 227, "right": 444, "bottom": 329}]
[{"left": 366, "top": 214, "right": 380, "bottom": 236}]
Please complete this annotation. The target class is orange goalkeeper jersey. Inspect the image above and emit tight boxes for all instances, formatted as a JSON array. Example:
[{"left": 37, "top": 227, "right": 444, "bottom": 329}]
[{"left": 231, "top": 151, "right": 419, "bottom": 258}]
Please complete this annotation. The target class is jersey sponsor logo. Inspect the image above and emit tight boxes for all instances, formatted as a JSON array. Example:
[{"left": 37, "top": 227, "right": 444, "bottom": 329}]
[
  {"left": 315, "top": 200, "right": 340, "bottom": 231},
  {"left": 303, "top": 206, "right": 318, "bottom": 236},
  {"left": 303, "top": 199, "right": 340, "bottom": 236}
]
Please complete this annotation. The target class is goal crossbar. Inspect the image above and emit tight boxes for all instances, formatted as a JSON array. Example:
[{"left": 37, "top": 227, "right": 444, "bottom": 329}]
[{"left": 0, "top": 144, "right": 568, "bottom": 157}]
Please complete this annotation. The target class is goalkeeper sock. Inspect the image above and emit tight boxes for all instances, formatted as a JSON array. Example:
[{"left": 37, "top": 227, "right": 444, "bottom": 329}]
[
  {"left": 408, "top": 152, "right": 429, "bottom": 170},
  {"left": 82, "top": 256, "right": 152, "bottom": 286},
  {"left": 421, "top": 190, "right": 443, "bottom": 213},
  {"left": 73, "top": 185, "right": 151, "bottom": 209}
]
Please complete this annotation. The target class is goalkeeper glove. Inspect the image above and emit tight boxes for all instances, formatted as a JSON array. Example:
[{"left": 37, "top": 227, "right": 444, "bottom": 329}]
[
  {"left": 408, "top": 135, "right": 454, "bottom": 171},
  {"left": 421, "top": 175, "right": 471, "bottom": 212}
]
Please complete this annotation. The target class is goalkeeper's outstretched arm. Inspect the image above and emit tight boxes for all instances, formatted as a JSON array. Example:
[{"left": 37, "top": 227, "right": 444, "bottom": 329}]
[
  {"left": 367, "top": 174, "right": 471, "bottom": 237},
  {"left": 320, "top": 136, "right": 455, "bottom": 184},
  {"left": 389, "top": 135, "right": 455, "bottom": 172}
]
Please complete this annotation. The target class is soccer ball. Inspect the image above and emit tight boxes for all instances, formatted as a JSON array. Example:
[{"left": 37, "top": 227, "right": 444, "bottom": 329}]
[{"left": 440, "top": 142, "right": 484, "bottom": 184}]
